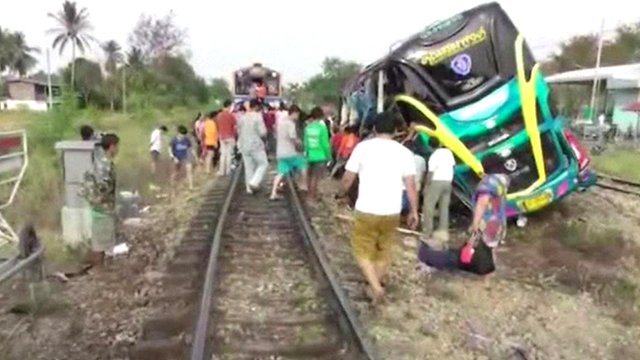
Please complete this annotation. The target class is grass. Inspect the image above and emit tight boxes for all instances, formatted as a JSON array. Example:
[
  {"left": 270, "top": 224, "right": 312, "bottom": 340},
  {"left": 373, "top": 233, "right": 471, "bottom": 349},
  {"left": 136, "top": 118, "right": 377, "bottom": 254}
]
[
  {"left": 0, "top": 104, "right": 200, "bottom": 263},
  {"left": 590, "top": 146, "right": 640, "bottom": 182}
]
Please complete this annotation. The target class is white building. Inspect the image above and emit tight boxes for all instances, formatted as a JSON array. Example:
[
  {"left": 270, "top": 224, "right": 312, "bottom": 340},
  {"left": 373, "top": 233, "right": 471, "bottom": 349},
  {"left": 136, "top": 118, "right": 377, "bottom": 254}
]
[
  {"left": 0, "top": 78, "right": 60, "bottom": 112},
  {"left": 546, "top": 63, "right": 640, "bottom": 130}
]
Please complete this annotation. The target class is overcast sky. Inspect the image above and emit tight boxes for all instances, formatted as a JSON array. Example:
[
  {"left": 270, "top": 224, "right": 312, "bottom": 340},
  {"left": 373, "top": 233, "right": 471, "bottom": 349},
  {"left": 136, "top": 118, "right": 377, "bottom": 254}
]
[{"left": 1, "top": 0, "right": 638, "bottom": 83}]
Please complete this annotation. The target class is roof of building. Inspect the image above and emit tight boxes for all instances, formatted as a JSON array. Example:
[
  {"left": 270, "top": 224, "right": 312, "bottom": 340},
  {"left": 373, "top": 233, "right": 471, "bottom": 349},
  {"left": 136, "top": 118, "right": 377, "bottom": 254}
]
[
  {"left": 2, "top": 75, "right": 61, "bottom": 87},
  {"left": 545, "top": 63, "right": 640, "bottom": 84}
]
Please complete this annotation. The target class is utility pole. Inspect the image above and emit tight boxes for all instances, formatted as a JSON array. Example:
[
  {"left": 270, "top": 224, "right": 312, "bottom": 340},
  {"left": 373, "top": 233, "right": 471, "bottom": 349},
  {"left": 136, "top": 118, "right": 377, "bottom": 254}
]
[
  {"left": 122, "top": 65, "right": 127, "bottom": 114},
  {"left": 46, "top": 49, "right": 53, "bottom": 110},
  {"left": 589, "top": 19, "right": 605, "bottom": 142}
]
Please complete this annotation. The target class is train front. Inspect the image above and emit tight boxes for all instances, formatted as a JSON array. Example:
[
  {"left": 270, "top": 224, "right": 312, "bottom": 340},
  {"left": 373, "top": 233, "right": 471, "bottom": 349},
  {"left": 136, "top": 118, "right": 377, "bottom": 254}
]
[
  {"left": 232, "top": 63, "right": 282, "bottom": 107},
  {"left": 392, "top": 2, "right": 595, "bottom": 218}
]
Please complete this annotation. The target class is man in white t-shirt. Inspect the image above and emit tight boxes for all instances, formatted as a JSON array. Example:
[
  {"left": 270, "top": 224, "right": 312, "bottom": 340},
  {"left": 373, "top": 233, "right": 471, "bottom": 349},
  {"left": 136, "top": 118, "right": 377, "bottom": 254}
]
[
  {"left": 423, "top": 136, "right": 456, "bottom": 247},
  {"left": 149, "top": 125, "right": 168, "bottom": 174},
  {"left": 339, "top": 111, "right": 418, "bottom": 304}
]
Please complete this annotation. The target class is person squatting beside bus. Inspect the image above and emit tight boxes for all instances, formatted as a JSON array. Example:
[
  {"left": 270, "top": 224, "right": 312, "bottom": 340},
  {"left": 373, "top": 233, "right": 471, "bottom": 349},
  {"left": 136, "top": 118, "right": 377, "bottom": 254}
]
[{"left": 417, "top": 153, "right": 509, "bottom": 277}]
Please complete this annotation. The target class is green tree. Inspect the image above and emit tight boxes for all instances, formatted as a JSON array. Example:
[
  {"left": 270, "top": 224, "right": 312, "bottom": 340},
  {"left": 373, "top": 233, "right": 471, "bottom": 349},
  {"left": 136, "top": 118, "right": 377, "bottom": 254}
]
[
  {"left": 209, "top": 78, "right": 231, "bottom": 102},
  {"left": 102, "top": 40, "right": 123, "bottom": 110},
  {"left": 128, "top": 12, "right": 186, "bottom": 61},
  {"left": 48, "top": 0, "right": 95, "bottom": 88},
  {"left": 303, "top": 57, "right": 361, "bottom": 105},
  {"left": 0, "top": 27, "right": 39, "bottom": 76},
  {"left": 126, "top": 46, "right": 145, "bottom": 68},
  {"left": 63, "top": 57, "right": 104, "bottom": 107}
]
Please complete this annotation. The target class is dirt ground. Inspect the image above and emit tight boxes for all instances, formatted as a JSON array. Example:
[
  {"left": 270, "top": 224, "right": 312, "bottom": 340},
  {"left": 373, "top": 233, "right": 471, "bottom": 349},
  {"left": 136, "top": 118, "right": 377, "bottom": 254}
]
[
  {"left": 309, "top": 179, "right": 640, "bottom": 360},
  {"left": 0, "top": 173, "right": 214, "bottom": 360},
  {"left": 1, "top": 171, "right": 639, "bottom": 360}
]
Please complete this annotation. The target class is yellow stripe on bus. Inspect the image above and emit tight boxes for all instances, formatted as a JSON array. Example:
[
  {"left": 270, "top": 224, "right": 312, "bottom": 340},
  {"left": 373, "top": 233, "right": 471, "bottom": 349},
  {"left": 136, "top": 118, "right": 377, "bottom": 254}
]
[
  {"left": 395, "top": 94, "right": 483, "bottom": 174},
  {"left": 509, "top": 33, "right": 545, "bottom": 199}
]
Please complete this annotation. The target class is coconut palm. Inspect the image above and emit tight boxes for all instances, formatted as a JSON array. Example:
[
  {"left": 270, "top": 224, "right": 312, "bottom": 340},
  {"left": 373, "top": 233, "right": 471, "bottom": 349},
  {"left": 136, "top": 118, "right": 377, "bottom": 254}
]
[
  {"left": 0, "top": 28, "right": 38, "bottom": 76},
  {"left": 126, "top": 46, "right": 144, "bottom": 69},
  {"left": 102, "top": 40, "right": 123, "bottom": 110},
  {"left": 48, "top": 1, "right": 95, "bottom": 88},
  {"left": 0, "top": 27, "right": 12, "bottom": 73},
  {"left": 10, "top": 32, "right": 39, "bottom": 76},
  {"left": 102, "top": 40, "right": 123, "bottom": 75}
]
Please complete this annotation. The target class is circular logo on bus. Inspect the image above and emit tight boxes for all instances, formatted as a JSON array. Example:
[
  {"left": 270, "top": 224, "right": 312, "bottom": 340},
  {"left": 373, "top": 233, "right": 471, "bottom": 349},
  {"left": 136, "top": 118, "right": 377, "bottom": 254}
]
[
  {"left": 450, "top": 53, "right": 472, "bottom": 76},
  {"left": 504, "top": 158, "right": 518, "bottom": 172}
]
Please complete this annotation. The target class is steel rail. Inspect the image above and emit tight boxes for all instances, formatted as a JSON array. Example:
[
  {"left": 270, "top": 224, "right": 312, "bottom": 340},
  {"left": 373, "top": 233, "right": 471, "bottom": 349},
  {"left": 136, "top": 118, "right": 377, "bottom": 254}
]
[
  {"left": 0, "top": 245, "right": 44, "bottom": 284},
  {"left": 285, "top": 176, "right": 379, "bottom": 360},
  {"left": 596, "top": 173, "right": 640, "bottom": 188},
  {"left": 190, "top": 165, "right": 242, "bottom": 360},
  {"left": 594, "top": 182, "right": 640, "bottom": 197}
]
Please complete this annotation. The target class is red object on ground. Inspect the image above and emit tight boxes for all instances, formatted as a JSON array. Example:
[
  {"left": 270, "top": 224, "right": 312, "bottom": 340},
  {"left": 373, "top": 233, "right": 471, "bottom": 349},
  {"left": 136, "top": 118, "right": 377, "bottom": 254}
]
[{"left": 459, "top": 243, "right": 475, "bottom": 264}]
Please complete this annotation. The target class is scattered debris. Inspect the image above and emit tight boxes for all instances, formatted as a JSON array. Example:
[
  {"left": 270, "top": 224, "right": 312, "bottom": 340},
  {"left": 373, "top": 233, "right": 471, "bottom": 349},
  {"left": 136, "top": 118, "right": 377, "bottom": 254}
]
[{"left": 111, "top": 243, "right": 129, "bottom": 256}]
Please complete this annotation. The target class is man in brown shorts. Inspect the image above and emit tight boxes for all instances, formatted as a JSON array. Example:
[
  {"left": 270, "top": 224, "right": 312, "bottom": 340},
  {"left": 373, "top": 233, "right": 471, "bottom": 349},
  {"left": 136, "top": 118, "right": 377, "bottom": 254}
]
[{"left": 339, "top": 111, "right": 419, "bottom": 304}]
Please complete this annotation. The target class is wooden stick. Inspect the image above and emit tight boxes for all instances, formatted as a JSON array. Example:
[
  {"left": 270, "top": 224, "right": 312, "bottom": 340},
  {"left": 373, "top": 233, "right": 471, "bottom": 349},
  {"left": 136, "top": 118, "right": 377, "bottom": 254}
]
[{"left": 334, "top": 214, "right": 422, "bottom": 237}]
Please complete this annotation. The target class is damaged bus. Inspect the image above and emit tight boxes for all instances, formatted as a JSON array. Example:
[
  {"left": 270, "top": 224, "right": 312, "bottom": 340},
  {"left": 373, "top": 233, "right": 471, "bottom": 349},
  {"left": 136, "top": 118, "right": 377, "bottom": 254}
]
[{"left": 342, "top": 2, "right": 595, "bottom": 219}]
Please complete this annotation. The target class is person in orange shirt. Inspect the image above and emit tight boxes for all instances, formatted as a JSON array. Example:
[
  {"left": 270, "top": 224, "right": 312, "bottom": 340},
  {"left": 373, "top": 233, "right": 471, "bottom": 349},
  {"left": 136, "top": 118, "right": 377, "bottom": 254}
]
[
  {"left": 203, "top": 111, "right": 219, "bottom": 174},
  {"left": 331, "top": 125, "right": 359, "bottom": 178}
]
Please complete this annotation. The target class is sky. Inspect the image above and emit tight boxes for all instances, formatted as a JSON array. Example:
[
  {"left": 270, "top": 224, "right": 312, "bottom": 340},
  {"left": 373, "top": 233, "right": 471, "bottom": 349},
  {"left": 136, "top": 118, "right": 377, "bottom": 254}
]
[{"left": 1, "top": 0, "right": 639, "bottom": 84}]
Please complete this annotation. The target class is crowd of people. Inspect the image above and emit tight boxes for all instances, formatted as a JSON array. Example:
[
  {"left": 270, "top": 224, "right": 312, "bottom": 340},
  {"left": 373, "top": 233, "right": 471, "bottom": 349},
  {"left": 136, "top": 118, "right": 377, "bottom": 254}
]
[{"left": 78, "top": 92, "right": 511, "bottom": 307}]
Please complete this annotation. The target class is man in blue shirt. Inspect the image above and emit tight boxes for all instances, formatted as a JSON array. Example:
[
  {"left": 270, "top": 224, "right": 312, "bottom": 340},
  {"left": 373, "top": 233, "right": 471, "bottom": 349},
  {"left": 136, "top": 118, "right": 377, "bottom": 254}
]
[{"left": 170, "top": 125, "right": 194, "bottom": 193}]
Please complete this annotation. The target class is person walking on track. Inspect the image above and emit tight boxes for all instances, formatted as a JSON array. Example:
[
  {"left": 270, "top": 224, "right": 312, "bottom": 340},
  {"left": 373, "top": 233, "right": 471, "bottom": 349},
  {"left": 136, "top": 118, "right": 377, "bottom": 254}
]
[
  {"left": 270, "top": 105, "right": 308, "bottom": 200},
  {"left": 338, "top": 111, "right": 419, "bottom": 305},
  {"left": 215, "top": 100, "right": 237, "bottom": 176},
  {"left": 304, "top": 107, "right": 331, "bottom": 200},
  {"left": 203, "top": 111, "right": 219, "bottom": 174},
  {"left": 237, "top": 99, "right": 268, "bottom": 194}
]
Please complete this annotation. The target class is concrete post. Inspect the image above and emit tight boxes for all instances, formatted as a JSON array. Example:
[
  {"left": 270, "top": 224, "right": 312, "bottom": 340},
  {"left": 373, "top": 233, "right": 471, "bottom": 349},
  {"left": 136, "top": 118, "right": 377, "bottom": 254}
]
[{"left": 54, "top": 140, "right": 97, "bottom": 247}]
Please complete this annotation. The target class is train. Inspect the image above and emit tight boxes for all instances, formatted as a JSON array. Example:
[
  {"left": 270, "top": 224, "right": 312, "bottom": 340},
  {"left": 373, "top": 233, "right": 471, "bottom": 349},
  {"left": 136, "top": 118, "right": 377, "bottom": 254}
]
[
  {"left": 232, "top": 63, "right": 282, "bottom": 108},
  {"left": 341, "top": 2, "right": 596, "bottom": 219}
]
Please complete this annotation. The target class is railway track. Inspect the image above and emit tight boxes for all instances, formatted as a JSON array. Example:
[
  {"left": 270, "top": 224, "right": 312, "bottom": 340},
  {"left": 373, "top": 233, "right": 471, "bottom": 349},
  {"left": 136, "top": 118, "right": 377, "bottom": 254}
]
[
  {"left": 131, "top": 166, "right": 376, "bottom": 360},
  {"left": 595, "top": 173, "right": 640, "bottom": 197}
]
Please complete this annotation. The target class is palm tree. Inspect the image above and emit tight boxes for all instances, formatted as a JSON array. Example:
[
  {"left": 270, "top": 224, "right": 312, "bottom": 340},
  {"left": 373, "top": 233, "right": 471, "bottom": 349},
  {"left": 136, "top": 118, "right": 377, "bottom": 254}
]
[
  {"left": 102, "top": 40, "right": 123, "bottom": 110},
  {"left": 126, "top": 46, "right": 144, "bottom": 69},
  {"left": 102, "top": 40, "right": 122, "bottom": 75},
  {"left": 48, "top": 1, "right": 95, "bottom": 88},
  {"left": 10, "top": 32, "right": 39, "bottom": 76},
  {"left": 0, "top": 27, "right": 11, "bottom": 73},
  {"left": 0, "top": 28, "right": 38, "bottom": 76}
]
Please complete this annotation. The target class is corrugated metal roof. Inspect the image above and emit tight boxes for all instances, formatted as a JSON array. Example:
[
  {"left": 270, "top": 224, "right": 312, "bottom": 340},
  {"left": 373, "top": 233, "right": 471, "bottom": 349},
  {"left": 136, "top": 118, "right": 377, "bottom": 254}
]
[{"left": 545, "top": 63, "right": 640, "bottom": 84}]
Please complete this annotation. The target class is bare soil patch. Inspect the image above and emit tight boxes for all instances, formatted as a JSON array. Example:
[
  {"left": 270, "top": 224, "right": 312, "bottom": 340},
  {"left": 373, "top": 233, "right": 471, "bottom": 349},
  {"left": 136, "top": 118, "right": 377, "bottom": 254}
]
[
  {"left": 308, "top": 179, "right": 640, "bottom": 360},
  {"left": 0, "top": 173, "right": 214, "bottom": 360}
]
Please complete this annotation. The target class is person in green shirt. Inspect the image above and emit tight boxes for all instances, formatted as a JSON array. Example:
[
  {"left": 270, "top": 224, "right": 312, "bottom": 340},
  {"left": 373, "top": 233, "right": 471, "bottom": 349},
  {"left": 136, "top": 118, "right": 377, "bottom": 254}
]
[{"left": 303, "top": 107, "right": 331, "bottom": 200}]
